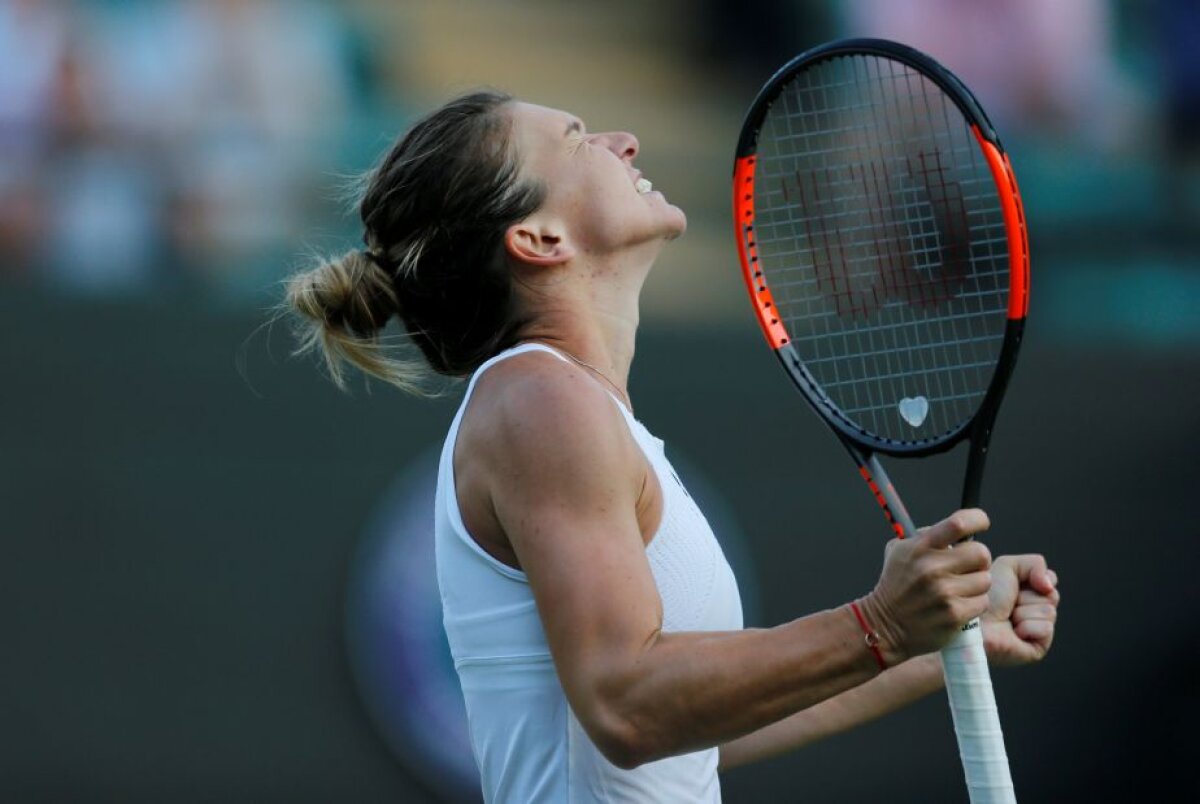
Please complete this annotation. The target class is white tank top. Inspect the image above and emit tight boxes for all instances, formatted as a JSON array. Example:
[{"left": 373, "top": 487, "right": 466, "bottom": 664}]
[{"left": 434, "top": 343, "right": 743, "bottom": 803}]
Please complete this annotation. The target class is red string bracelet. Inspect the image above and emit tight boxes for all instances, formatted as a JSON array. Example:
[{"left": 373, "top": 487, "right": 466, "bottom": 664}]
[{"left": 849, "top": 601, "right": 888, "bottom": 671}]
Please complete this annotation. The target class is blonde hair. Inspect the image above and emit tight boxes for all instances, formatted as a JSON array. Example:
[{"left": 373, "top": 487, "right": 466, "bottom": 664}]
[
  {"left": 285, "top": 249, "right": 426, "bottom": 393},
  {"left": 284, "top": 90, "right": 544, "bottom": 394}
]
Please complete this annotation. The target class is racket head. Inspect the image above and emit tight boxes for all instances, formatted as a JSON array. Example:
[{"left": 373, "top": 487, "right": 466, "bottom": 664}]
[{"left": 733, "top": 39, "right": 1029, "bottom": 457}]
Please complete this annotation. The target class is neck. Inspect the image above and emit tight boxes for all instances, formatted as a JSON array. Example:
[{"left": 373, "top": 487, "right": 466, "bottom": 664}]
[
  {"left": 515, "top": 306, "right": 638, "bottom": 403},
  {"left": 511, "top": 246, "right": 662, "bottom": 402},
  {"left": 520, "top": 311, "right": 635, "bottom": 377}
]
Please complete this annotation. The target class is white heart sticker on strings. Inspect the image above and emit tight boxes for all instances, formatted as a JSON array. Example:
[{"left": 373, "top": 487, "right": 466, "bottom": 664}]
[{"left": 898, "top": 396, "right": 929, "bottom": 427}]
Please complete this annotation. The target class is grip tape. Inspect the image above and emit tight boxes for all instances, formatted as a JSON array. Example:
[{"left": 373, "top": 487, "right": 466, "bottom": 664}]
[{"left": 941, "top": 619, "right": 1017, "bottom": 803}]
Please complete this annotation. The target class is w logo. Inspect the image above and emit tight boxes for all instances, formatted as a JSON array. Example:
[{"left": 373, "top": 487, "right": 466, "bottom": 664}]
[{"left": 783, "top": 150, "right": 971, "bottom": 319}]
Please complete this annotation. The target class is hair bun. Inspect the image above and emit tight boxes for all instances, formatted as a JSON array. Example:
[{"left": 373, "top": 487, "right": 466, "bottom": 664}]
[
  {"left": 293, "top": 250, "right": 399, "bottom": 338},
  {"left": 284, "top": 248, "right": 426, "bottom": 392}
]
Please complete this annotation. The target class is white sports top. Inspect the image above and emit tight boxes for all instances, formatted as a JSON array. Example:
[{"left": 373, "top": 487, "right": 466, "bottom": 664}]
[{"left": 435, "top": 343, "right": 743, "bottom": 803}]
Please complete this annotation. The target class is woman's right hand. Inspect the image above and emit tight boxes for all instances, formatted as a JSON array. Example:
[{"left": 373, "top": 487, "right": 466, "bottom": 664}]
[{"left": 858, "top": 509, "right": 993, "bottom": 665}]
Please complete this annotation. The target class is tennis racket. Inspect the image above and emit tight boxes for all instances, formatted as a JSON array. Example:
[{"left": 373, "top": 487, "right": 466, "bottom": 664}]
[{"left": 732, "top": 39, "right": 1029, "bottom": 803}]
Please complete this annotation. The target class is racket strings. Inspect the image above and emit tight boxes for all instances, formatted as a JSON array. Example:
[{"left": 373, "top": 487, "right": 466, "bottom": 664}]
[{"left": 752, "top": 54, "right": 1009, "bottom": 441}]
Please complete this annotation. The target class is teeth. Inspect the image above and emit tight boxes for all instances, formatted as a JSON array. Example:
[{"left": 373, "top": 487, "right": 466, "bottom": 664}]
[{"left": 635, "top": 177, "right": 653, "bottom": 194}]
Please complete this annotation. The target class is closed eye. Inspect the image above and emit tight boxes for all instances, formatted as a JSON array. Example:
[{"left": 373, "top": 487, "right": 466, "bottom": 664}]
[{"left": 565, "top": 118, "right": 588, "bottom": 153}]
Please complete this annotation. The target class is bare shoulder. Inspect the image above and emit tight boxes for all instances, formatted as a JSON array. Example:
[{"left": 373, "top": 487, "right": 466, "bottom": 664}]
[
  {"left": 461, "top": 350, "right": 638, "bottom": 482},
  {"left": 454, "top": 350, "right": 656, "bottom": 569}
]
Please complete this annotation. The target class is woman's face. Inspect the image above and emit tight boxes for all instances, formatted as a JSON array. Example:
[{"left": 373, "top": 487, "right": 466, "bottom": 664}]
[{"left": 508, "top": 102, "right": 687, "bottom": 257}]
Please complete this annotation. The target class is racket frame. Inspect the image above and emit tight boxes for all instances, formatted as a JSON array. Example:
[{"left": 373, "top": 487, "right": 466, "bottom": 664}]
[{"left": 732, "top": 37, "right": 1030, "bottom": 514}]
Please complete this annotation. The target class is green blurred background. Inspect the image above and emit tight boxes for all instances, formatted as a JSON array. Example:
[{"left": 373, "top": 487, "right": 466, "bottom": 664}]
[{"left": 2, "top": 1, "right": 1197, "bottom": 801}]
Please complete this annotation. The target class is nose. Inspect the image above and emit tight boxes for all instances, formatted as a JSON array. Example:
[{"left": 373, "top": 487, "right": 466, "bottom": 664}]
[{"left": 592, "top": 131, "right": 639, "bottom": 162}]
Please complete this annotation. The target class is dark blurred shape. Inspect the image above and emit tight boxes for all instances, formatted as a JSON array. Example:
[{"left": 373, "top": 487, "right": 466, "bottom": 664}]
[
  {"left": 1157, "top": 0, "right": 1200, "bottom": 152},
  {"left": 694, "top": 0, "right": 834, "bottom": 82},
  {"left": 1155, "top": 0, "right": 1200, "bottom": 222},
  {"left": 344, "top": 453, "right": 482, "bottom": 803}
]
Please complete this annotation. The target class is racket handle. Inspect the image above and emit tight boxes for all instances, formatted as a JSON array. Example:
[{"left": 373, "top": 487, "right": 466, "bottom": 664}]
[
  {"left": 856, "top": 452, "right": 1016, "bottom": 800},
  {"left": 940, "top": 619, "right": 1016, "bottom": 803}
]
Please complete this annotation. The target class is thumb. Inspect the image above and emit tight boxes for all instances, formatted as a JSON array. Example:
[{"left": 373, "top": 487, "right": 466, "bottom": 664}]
[
  {"left": 920, "top": 509, "right": 990, "bottom": 550},
  {"left": 1030, "top": 563, "right": 1058, "bottom": 597},
  {"left": 1006, "top": 554, "right": 1058, "bottom": 597}
]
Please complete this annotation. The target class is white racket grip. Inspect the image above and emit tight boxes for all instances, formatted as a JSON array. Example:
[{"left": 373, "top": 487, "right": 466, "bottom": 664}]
[{"left": 940, "top": 618, "right": 1016, "bottom": 803}]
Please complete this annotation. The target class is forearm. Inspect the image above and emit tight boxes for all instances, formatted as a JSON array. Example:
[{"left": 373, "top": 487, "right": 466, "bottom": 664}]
[
  {"left": 717, "top": 652, "right": 944, "bottom": 771},
  {"left": 588, "top": 604, "right": 884, "bottom": 766}
]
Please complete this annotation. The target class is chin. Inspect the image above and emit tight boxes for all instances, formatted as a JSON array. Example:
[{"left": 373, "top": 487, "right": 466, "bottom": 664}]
[
  {"left": 664, "top": 225, "right": 686, "bottom": 242},
  {"left": 664, "top": 208, "right": 687, "bottom": 240}
]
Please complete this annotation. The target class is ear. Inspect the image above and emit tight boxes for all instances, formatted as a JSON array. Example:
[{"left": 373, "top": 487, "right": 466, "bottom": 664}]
[{"left": 504, "top": 221, "right": 575, "bottom": 267}]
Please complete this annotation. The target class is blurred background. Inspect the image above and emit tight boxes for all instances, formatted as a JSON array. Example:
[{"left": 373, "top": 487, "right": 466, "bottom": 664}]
[{"left": 1, "top": 0, "right": 1196, "bottom": 801}]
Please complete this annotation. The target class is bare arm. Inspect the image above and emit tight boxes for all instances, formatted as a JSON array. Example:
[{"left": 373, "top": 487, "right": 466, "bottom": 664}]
[
  {"left": 719, "top": 553, "right": 1061, "bottom": 771},
  {"left": 474, "top": 359, "right": 994, "bottom": 769},
  {"left": 719, "top": 653, "right": 944, "bottom": 770}
]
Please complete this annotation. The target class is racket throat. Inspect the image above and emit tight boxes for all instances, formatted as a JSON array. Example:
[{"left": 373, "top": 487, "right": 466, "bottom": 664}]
[
  {"left": 855, "top": 451, "right": 919, "bottom": 540},
  {"left": 962, "top": 437, "right": 991, "bottom": 509}
]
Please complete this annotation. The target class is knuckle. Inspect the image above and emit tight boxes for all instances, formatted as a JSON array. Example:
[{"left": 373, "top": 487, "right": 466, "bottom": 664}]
[
  {"left": 1017, "top": 603, "right": 1052, "bottom": 622},
  {"left": 934, "top": 580, "right": 956, "bottom": 609},
  {"left": 927, "top": 573, "right": 950, "bottom": 598},
  {"left": 976, "top": 543, "right": 993, "bottom": 568},
  {"left": 961, "top": 542, "right": 990, "bottom": 569}
]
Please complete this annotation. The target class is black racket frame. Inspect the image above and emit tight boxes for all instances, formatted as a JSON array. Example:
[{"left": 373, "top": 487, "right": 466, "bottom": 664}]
[{"left": 733, "top": 38, "right": 1029, "bottom": 516}]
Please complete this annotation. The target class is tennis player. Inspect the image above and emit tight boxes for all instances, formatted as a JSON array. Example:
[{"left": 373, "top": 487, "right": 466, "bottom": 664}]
[{"left": 287, "top": 91, "right": 1059, "bottom": 802}]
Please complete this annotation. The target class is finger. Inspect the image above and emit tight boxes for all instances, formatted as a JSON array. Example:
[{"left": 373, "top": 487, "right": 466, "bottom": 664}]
[
  {"left": 946, "top": 570, "right": 993, "bottom": 599},
  {"left": 998, "top": 555, "right": 1059, "bottom": 601},
  {"left": 1018, "top": 587, "right": 1060, "bottom": 607},
  {"left": 1013, "top": 602, "right": 1057, "bottom": 626},
  {"left": 1030, "top": 564, "right": 1057, "bottom": 596},
  {"left": 959, "top": 541, "right": 992, "bottom": 571},
  {"left": 929, "top": 544, "right": 993, "bottom": 583},
  {"left": 1001, "top": 553, "right": 1048, "bottom": 584},
  {"left": 883, "top": 536, "right": 904, "bottom": 557},
  {"left": 921, "top": 509, "right": 990, "bottom": 550},
  {"left": 1015, "top": 618, "right": 1055, "bottom": 648},
  {"left": 959, "top": 593, "right": 991, "bottom": 624},
  {"left": 924, "top": 546, "right": 988, "bottom": 577}
]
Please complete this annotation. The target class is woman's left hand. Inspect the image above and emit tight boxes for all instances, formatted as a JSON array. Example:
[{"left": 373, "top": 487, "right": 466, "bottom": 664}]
[{"left": 981, "top": 554, "right": 1060, "bottom": 667}]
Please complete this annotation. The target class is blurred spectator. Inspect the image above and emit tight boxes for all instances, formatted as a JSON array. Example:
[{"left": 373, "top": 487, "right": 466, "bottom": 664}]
[
  {"left": 840, "top": 0, "right": 1143, "bottom": 151},
  {"left": 0, "top": 0, "right": 70, "bottom": 279},
  {"left": 159, "top": 0, "right": 356, "bottom": 296},
  {"left": 0, "top": 0, "right": 378, "bottom": 299}
]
